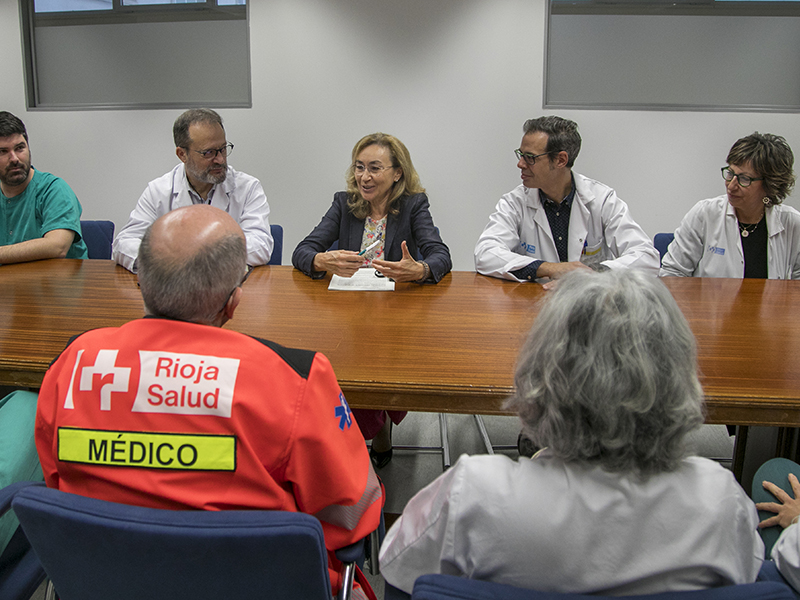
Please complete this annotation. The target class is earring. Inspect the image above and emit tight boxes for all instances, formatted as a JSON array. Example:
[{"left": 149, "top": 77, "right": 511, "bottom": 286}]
[{"left": 763, "top": 196, "right": 770, "bottom": 206}]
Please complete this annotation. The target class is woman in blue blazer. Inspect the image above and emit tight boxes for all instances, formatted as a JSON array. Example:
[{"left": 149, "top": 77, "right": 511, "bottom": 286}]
[{"left": 292, "top": 132, "right": 452, "bottom": 467}]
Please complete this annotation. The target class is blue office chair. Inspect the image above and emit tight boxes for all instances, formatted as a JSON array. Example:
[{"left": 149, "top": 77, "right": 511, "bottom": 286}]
[
  {"left": 654, "top": 232, "right": 675, "bottom": 264},
  {"left": 0, "top": 482, "right": 47, "bottom": 600},
  {"left": 752, "top": 457, "right": 800, "bottom": 558},
  {"left": 80, "top": 220, "right": 115, "bottom": 260},
  {"left": 9, "top": 482, "right": 365, "bottom": 600},
  {"left": 408, "top": 574, "right": 795, "bottom": 600},
  {"left": 269, "top": 223, "right": 283, "bottom": 265}
]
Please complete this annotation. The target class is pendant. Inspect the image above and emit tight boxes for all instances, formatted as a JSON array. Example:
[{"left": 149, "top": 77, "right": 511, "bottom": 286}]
[{"left": 741, "top": 229, "right": 749, "bottom": 238}]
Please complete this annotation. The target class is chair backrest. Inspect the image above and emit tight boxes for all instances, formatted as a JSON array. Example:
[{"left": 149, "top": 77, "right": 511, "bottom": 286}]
[
  {"left": 12, "top": 484, "right": 333, "bottom": 600},
  {"left": 269, "top": 223, "right": 283, "bottom": 265},
  {"left": 410, "top": 574, "right": 796, "bottom": 600},
  {"left": 0, "top": 483, "right": 46, "bottom": 600},
  {"left": 0, "top": 527, "right": 46, "bottom": 600},
  {"left": 80, "top": 220, "right": 115, "bottom": 260},
  {"left": 653, "top": 232, "right": 675, "bottom": 264}
]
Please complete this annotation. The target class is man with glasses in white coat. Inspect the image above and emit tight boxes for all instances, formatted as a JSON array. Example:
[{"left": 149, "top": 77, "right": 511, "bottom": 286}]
[
  {"left": 474, "top": 116, "right": 658, "bottom": 290},
  {"left": 113, "top": 108, "right": 273, "bottom": 272}
]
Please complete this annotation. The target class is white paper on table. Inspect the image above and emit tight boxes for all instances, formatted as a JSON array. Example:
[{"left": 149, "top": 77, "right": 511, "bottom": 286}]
[{"left": 328, "top": 268, "right": 395, "bottom": 291}]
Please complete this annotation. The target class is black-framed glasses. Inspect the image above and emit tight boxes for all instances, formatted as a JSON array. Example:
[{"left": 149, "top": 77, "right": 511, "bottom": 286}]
[
  {"left": 192, "top": 143, "right": 234, "bottom": 160},
  {"left": 218, "top": 265, "right": 252, "bottom": 314},
  {"left": 515, "top": 149, "right": 553, "bottom": 166},
  {"left": 722, "top": 166, "right": 763, "bottom": 188}
]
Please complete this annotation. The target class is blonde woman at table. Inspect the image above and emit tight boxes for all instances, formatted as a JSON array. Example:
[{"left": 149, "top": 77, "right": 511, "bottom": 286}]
[
  {"left": 292, "top": 133, "right": 451, "bottom": 468},
  {"left": 661, "top": 133, "right": 800, "bottom": 279},
  {"left": 380, "top": 269, "right": 764, "bottom": 597}
]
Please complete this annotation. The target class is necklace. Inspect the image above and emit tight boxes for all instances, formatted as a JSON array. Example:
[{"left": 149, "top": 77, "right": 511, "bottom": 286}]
[{"left": 738, "top": 218, "right": 761, "bottom": 238}]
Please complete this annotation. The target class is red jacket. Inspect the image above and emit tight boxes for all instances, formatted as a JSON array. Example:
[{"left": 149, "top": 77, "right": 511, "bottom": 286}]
[{"left": 36, "top": 317, "right": 382, "bottom": 593}]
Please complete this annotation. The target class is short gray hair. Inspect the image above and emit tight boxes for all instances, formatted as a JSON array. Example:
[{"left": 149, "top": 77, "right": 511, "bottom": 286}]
[
  {"left": 173, "top": 108, "right": 224, "bottom": 149},
  {"left": 138, "top": 226, "right": 246, "bottom": 324},
  {"left": 523, "top": 116, "right": 581, "bottom": 168},
  {"left": 506, "top": 269, "right": 704, "bottom": 477}
]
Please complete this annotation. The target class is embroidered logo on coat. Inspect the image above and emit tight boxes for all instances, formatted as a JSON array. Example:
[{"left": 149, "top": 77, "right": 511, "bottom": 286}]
[
  {"left": 335, "top": 393, "right": 352, "bottom": 431},
  {"left": 132, "top": 351, "right": 240, "bottom": 418},
  {"left": 63, "top": 349, "right": 240, "bottom": 418},
  {"left": 64, "top": 349, "right": 132, "bottom": 411},
  {"left": 708, "top": 246, "right": 726, "bottom": 256}
]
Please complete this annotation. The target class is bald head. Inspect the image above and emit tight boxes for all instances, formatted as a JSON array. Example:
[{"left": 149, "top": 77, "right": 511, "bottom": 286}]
[
  {"left": 138, "top": 205, "right": 247, "bottom": 325},
  {"left": 149, "top": 205, "right": 244, "bottom": 262}
]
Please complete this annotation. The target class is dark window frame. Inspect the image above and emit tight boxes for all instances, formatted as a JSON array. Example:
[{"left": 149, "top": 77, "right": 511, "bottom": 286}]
[
  {"left": 552, "top": 0, "right": 800, "bottom": 17},
  {"left": 31, "top": 1, "right": 246, "bottom": 26}
]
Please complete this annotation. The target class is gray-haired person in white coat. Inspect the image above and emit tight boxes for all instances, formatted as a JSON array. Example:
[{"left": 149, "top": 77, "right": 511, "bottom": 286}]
[{"left": 380, "top": 269, "right": 763, "bottom": 597}]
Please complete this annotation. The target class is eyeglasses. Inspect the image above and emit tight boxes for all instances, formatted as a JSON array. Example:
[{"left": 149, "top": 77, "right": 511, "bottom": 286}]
[
  {"left": 218, "top": 266, "right": 252, "bottom": 314},
  {"left": 515, "top": 149, "right": 554, "bottom": 166},
  {"left": 722, "top": 166, "right": 763, "bottom": 188},
  {"left": 192, "top": 143, "right": 234, "bottom": 160},
  {"left": 354, "top": 163, "right": 395, "bottom": 176}
]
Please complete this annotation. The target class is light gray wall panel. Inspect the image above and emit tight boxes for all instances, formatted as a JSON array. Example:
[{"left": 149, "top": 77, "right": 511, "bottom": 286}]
[
  {"left": 548, "top": 14, "right": 800, "bottom": 110},
  {"left": 34, "top": 19, "right": 249, "bottom": 107}
]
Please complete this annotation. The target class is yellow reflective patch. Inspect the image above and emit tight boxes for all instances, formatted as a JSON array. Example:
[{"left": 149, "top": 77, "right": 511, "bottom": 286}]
[{"left": 57, "top": 428, "right": 236, "bottom": 471}]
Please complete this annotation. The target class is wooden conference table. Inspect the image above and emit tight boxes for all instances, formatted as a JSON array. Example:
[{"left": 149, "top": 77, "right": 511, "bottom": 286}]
[{"left": 2, "top": 260, "right": 800, "bottom": 429}]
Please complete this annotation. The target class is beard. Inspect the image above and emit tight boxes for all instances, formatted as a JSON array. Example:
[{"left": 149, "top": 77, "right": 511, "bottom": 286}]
[
  {"left": 1, "top": 161, "right": 31, "bottom": 188},
  {"left": 186, "top": 160, "right": 227, "bottom": 186}
]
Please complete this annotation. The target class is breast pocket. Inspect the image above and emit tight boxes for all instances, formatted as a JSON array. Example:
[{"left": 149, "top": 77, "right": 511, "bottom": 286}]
[{"left": 580, "top": 240, "right": 604, "bottom": 268}]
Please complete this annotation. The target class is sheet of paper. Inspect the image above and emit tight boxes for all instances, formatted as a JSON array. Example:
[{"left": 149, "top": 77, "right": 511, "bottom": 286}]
[{"left": 328, "top": 268, "right": 395, "bottom": 291}]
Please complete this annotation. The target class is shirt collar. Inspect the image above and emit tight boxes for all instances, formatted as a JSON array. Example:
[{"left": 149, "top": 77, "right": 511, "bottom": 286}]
[
  {"left": 179, "top": 164, "right": 233, "bottom": 205},
  {"left": 187, "top": 185, "right": 216, "bottom": 205},
  {"left": 538, "top": 175, "right": 576, "bottom": 209}
]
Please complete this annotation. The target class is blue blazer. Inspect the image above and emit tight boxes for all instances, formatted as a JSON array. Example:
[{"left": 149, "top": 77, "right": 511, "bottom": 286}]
[{"left": 292, "top": 192, "right": 452, "bottom": 282}]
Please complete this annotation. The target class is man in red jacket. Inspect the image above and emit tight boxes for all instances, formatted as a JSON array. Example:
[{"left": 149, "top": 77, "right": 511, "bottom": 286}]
[{"left": 36, "top": 205, "right": 382, "bottom": 597}]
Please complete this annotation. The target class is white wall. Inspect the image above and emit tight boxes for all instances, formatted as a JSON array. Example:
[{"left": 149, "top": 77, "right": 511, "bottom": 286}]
[{"left": 3, "top": 0, "right": 800, "bottom": 271}]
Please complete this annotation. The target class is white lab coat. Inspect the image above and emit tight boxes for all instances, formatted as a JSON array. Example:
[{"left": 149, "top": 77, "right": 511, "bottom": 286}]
[
  {"left": 660, "top": 195, "right": 800, "bottom": 279},
  {"left": 380, "top": 452, "right": 763, "bottom": 595},
  {"left": 112, "top": 164, "right": 273, "bottom": 272},
  {"left": 772, "top": 523, "right": 800, "bottom": 592},
  {"left": 474, "top": 173, "right": 659, "bottom": 281}
]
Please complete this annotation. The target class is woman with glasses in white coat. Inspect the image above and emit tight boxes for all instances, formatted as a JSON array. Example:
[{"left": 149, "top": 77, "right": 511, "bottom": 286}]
[{"left": 661, "top": 133, "right": 800, "bottom": 279}]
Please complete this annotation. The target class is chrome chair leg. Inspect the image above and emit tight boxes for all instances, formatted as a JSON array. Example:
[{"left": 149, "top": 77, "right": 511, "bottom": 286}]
[
  {"left": 369, "top": 528, "right": 380, "bottom": 575},
  {"left": 45, "top": 580, "right": 56, "bottom": 600},
  {"left": 474, "top": 415, "right": 494, "bottom": 455},
  {"left": 338, "top": 562, "right": 356, "bottom": 600},
  {"left": 439, "top": 413, "right": 451, "bottom": 470}
]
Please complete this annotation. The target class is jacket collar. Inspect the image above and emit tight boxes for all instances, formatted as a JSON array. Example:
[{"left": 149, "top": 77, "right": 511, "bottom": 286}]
[{"left": 725, "top": 198, "right": 782, "bottom": 237}]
